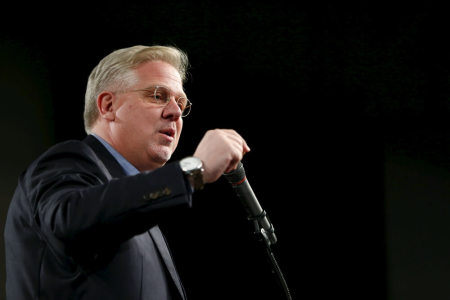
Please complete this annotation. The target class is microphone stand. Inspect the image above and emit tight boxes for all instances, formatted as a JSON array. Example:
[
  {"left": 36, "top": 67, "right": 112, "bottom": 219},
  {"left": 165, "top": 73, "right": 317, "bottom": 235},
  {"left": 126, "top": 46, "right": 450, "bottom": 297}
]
[{"left": 249, "top": 211, "right": 292, "bottom": 300}]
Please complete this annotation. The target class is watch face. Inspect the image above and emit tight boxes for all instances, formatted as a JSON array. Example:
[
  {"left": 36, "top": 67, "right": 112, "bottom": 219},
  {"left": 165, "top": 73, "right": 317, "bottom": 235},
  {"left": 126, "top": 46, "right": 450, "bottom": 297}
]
[{"left": 181, "top": 157, "right": 201, "bottom": 171}]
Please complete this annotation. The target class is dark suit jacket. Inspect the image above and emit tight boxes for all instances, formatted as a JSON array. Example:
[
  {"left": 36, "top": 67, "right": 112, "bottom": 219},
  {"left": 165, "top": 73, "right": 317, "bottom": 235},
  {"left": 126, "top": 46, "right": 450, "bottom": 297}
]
[{"left": 4, "top": 135, "right": 191, "bottom": 299}]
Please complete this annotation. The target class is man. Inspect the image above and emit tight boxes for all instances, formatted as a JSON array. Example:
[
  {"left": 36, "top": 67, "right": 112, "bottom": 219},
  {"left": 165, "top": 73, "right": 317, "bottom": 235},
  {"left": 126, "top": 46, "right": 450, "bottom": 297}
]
[{"left": 4, "top": 45, "right": 250, "bottom": 299}]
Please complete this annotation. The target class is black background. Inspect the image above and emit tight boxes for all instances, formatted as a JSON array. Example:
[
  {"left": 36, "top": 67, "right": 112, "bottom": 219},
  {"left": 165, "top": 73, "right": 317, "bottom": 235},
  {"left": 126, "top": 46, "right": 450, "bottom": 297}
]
[{"left": 2, "top": 1, "right": 450, "bottom": 299}]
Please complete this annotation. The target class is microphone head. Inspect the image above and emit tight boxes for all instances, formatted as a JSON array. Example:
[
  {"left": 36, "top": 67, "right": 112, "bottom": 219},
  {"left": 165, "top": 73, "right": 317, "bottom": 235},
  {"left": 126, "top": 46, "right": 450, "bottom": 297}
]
[{"left": 223, "top": 162, "right": 246, "bottom": 185}]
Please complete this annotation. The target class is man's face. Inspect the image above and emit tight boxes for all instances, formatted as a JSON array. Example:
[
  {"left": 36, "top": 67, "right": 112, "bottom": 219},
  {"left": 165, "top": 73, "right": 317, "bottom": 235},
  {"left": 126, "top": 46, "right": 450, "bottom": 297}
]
[{"left": 110, "top": 60, "right": 185, "bottom": 171}]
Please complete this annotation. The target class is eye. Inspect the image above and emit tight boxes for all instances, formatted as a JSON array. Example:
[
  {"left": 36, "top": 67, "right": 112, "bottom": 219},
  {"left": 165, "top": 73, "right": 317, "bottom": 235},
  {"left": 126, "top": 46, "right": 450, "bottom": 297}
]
[
  {"left": 153, "top": 89, "right": 168, "bottom": 103},
  {"left": 176, "top": 97, "right": 187, "bottom": 111}
]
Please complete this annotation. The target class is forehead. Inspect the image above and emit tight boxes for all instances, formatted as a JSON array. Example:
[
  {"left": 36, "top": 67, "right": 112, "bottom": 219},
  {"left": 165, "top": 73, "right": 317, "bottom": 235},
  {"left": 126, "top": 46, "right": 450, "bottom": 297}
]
[{"left": 133, "top": 60, "right": 183, "bottom": 92}]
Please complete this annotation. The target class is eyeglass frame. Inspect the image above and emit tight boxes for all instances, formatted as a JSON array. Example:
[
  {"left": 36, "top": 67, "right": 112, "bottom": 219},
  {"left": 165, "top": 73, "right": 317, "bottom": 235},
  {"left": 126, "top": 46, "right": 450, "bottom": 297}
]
[{"left": 115, "top": 85, "right": 192, "bottom": 117}]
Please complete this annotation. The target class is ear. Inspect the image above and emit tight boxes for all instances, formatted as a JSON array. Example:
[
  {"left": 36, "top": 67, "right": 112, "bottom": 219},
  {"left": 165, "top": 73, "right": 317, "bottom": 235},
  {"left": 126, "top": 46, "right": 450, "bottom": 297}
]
[{"left": 96, "top": 91, "right": 115, "bottom": 121}]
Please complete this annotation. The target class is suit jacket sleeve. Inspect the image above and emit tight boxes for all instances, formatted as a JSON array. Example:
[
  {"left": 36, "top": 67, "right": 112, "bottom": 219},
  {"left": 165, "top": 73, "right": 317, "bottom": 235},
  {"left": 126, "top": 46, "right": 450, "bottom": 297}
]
[{"left": 23, "top": 139, "right": 191, "bottom": 263}]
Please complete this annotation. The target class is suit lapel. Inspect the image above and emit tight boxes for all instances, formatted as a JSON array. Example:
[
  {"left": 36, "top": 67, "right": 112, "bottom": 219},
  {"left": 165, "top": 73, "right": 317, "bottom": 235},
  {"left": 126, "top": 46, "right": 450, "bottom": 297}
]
[{"left": 149, "top": 226, "right": 186, "bottom": 299}]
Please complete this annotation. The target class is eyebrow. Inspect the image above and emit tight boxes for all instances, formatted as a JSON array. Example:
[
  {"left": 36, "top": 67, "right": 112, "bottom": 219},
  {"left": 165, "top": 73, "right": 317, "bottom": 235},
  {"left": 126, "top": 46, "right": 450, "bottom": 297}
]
[{"left": 141, "top": 85, "right": 187, "bottom": 98}]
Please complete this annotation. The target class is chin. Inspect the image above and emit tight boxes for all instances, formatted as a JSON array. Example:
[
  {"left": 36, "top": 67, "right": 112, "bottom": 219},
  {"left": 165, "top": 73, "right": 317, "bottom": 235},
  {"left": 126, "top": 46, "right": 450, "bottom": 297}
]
[
  {"left": 153, "top": 149, "right": 173, "bottom": 165},
  {"left": 143, "top": 144, "right": 175, "bottom": 169}
]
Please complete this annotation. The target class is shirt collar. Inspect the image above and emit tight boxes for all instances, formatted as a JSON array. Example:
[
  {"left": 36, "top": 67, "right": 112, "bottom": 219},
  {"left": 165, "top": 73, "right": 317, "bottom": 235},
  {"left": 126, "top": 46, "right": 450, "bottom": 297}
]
[{"left": 91, "top": 134, "right": 140, "bottom": 176}]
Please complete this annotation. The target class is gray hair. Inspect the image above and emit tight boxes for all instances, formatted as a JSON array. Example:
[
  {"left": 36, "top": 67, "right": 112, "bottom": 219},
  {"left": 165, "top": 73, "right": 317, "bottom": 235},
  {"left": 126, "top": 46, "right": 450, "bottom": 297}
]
[{"left": 83, "top": 45, "right": 189, "bottom": 133}]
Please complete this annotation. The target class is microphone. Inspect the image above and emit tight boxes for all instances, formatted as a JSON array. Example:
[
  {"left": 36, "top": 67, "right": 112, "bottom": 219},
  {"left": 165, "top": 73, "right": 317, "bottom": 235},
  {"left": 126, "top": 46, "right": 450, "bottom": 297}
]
[{"left": 223, "top": 162, "right": 277, "bottom": 245}]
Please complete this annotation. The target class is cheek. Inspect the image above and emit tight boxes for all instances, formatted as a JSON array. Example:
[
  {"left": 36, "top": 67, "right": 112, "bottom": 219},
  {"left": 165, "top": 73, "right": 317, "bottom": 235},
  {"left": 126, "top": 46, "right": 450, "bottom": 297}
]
[
  {"left": 119, "top": 103, "right": 152, "bottom": 128},
  {"left": 116, "top": 101, "right": 137, "bottom": 121},
  {"left": 176, "top": 121, "right": 183, "bottom": 139},
  {"left": 171, "top": 121, "right": 183, "bottom": 149}
]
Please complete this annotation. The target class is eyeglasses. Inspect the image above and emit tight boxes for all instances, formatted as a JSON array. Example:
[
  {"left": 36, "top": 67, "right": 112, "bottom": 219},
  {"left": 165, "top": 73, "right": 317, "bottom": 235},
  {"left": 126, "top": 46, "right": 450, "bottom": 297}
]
[{"left": 126, "top": 85, "right": 192, "bottom": 117}]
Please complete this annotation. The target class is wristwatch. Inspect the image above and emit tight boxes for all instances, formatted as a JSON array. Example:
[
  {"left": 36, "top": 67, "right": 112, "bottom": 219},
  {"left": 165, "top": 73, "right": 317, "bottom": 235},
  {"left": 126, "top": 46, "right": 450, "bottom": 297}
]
[{"left": 180, "top": 156, "right": 204, "bottom": 191}]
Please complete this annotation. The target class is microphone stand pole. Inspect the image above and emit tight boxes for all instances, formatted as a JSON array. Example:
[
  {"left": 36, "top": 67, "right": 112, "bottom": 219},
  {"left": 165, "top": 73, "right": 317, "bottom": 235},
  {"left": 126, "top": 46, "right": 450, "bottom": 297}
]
[{"left": 249, "top": 211, "right": 292, "bottom": 300}]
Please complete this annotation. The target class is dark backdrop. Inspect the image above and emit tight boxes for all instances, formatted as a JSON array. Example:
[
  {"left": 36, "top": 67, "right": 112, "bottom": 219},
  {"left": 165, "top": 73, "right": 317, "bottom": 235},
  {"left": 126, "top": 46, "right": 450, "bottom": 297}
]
[{"left": 2, "top": 1, "right": 450, "bottom": 299}]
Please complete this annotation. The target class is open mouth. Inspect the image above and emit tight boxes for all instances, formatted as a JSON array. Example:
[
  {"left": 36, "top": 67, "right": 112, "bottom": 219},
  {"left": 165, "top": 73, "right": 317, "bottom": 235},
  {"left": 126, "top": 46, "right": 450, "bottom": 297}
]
[{"left": 160, "top": 128, "right": 175, "bottom": 138}]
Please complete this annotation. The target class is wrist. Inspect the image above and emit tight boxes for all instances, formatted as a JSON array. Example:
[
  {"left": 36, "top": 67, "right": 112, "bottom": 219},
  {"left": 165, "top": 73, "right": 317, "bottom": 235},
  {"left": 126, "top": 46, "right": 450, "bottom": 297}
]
[{"left": 180, "top": 156, "right": 204, "bottom": 191}]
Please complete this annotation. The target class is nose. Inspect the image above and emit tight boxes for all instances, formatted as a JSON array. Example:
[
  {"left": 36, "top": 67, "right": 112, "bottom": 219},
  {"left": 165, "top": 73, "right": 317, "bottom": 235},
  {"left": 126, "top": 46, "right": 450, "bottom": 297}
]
[{"left": 162, "top": 98, "right": 182, "bottom": 120}]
